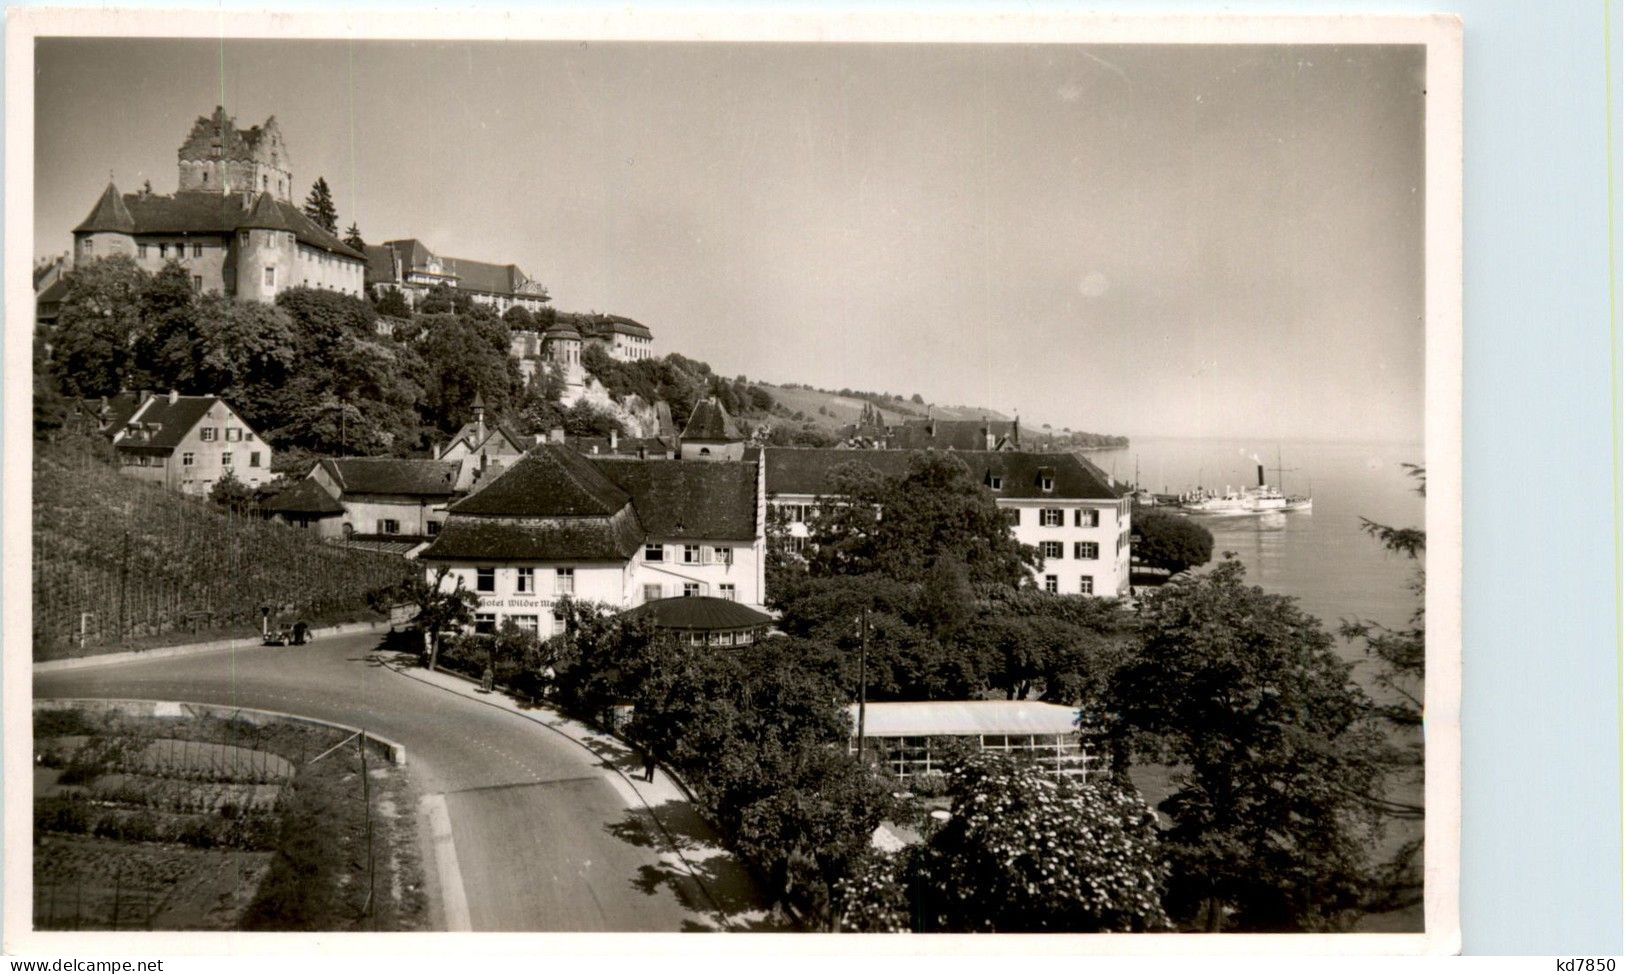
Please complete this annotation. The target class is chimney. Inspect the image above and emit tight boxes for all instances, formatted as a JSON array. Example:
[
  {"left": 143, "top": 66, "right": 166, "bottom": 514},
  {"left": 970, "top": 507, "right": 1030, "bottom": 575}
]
[
  {"left": 1258, "top": 464, "right": 1266, "bottom": 488},
  {"left": 1012, "top": 417, "right": 1020, "bottom": 449},
  {"left": 609, "top": 429, "right": 619, "bottom": 451},
  {"left": 138, "top": 389, "right": 153, "bottom": 407},
  {"left": 168, "top": 389, "right": 179, "bottom": 405}
]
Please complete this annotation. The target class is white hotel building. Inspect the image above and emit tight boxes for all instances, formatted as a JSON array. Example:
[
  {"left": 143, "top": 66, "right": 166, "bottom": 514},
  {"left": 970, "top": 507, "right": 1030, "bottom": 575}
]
[
  {"left": 761, "top": 447, "right": 1131, "bottom": 597},
  {"left": 417, "top": 444, "right": 766, "bottom": 635}
]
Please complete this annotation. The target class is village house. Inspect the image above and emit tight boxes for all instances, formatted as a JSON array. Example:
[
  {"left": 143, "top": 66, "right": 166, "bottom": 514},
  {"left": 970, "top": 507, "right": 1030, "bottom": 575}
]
[
  {"left": 761, "top": 447, "right": 1132, "bottom": 597},
  {"left": 418, "top": 444, "right": 766, "bottom": 636},
  {"left": 108, "top": 391, "right": 273, "bottom": 496},
  {"left": 72, "top": 108, "right": 366, "bottom": 302},
  {"left": 679, "top": 398, "right": 746, "bottom": 461},
  {"left": 364, "top": 238, "right": 551, "bottom": 315},
  {"left": 264, "top": 452, "right": 464, "bottom": 546}
]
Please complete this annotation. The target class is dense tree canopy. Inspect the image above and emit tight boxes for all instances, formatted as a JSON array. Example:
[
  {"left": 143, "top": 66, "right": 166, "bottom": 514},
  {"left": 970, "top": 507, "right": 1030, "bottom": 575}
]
[
  {"left": 1132, "top": 509, "right": 1214, "bottom": 574},
  {"left": 804, "top": 451, "right": 1038, "bottom": 588},
  {"left": 48, "top": 255, "right": 150, "bottom": 398},
  {"left": 1112, "top": 560, "right": 1387, "bottom": 931}
]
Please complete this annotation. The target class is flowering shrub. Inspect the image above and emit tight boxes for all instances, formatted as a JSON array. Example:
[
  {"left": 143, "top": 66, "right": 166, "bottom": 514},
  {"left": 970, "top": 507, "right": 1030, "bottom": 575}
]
[{"left": 838, "top": 751, "right": 1171, "bottom": 933}]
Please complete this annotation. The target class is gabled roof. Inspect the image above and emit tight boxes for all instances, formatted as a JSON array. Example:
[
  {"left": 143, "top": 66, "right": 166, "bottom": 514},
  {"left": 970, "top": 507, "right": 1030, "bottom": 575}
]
[
  {"left": 762, "top": 448, "right": 1121, "bottom": 500},
  {"left": 593, "top": 459, "right": 759, "bottom": 541},
  {"left": 76, "top": 190, "right": 366, "bottom": 261},
  {"left": 264, "top": 477, "right": 345, "bottom": 515},
  {"left": 111, "top": 395, "right": 233, "bottom": 453},
  {"left": 622, "top": 597, "right": 773, "bottom": 632},
  {"left": 419, "top": 507, "right": 646, "bottom": 562},
  {"left": 888, "top": 418, "right": 1018, "bottom": 452},
  {"left": 76, "top": 183, "right": 136, "bottom": 234},
  {"left": 681, "top": 398, "right": 741, "bottom": 442},
  {"left": 559, "top": 312, "right": 653, "bottom": 340},
  {"left": 449, "top": 445, "right": 630, "bottom": 517},
  {"left": 318, "top": 457, "right": 461, "bottom": 497}
]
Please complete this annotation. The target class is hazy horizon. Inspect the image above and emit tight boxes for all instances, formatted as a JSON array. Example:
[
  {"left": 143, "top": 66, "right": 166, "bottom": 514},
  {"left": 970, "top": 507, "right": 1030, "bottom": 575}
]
[{"left": 34, "top": 39, "right": 1425, "bottom": 442}]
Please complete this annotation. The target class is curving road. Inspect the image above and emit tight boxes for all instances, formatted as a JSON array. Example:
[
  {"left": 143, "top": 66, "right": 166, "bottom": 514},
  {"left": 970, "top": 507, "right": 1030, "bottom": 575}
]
[{"left": 35, "top": 631, "right": 768, "bottom": 932}]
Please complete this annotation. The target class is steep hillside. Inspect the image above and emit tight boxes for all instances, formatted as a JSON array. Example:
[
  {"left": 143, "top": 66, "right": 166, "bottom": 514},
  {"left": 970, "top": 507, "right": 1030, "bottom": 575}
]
[
  {"left": 756, "top": 383, "right": 1127, "bottom": 448},
  {"left": 32, "top": 434, "right": 414, "bottom": 660}
]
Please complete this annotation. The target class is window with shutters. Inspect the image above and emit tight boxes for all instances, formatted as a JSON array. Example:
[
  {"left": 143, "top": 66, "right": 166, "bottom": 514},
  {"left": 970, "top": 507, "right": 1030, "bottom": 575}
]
[
  {"left": 1040, "top": 508, "right": 1064, "bottom": 527},
  {"left": 221, "top": 452, "right": 232, "bottom": 466},
  {"left": 1003, "top": 508, "right": 1021, "bottom": 526},
  {"left": 682, "top": 544, "right": 701, "bottom": 564},
  {"left": 1041, "top": 541, "right": 1063, "bottom": 560},
  {"left": 193, "top": 243, "right": 203, "bottom": 258},
  {"left": 1074, "top": 542, "right": 1099, "bottom": 560},
  {"left": 377, "top": 519, "right": 399, "bottom": 535},
  {"left": 1075, "top": 508, "right": 1100, "bottom": 528}
]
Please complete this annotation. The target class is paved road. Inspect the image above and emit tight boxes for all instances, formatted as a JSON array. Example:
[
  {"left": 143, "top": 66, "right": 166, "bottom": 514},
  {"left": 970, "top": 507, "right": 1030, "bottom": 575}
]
[{"left": 35, "top": 632, "right": 764, "bottom": 932}]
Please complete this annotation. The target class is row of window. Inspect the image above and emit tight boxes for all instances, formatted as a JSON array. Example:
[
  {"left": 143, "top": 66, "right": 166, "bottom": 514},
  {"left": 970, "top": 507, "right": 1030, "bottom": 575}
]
[
  {"left": 1042, "top": 575, "right": 1097, "bottom": 595},
  {"left": 1013, "top": 508, "right": 1105, "bottom": 528},
  {"left": 180, "top": 451, "right": 261, "bottom": 468},
  {"left": 373, "top": 520, "right": 440, "bottom": 537},
  {"left": 643, "top": 543, "right": 734, "bottom": 566},
  {"left": 199, "top": 427, "right": 254, "bottom": 443},
  {"left": 987, "top": 473, "right": 1056, "bottom": 493},
  {"left": 1039, "top": 541, "right": 1100, "bottom": 560},
  {"left": 644, "top": 581, "right": 736, "bottom": 601},
  {"left": 139, "top": 242, "right": 205, "bottom": 260}
]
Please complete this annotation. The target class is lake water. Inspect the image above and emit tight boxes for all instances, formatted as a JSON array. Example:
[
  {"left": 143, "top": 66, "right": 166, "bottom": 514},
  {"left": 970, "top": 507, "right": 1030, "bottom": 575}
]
[{"left": 1095, "top": 436, "right": 1427, "bottom": 665}]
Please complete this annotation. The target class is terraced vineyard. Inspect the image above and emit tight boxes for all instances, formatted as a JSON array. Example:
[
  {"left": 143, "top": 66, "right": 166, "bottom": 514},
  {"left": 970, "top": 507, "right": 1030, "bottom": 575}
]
[{"left": 31, "top": 433, "right": 415, "bottom": 660}]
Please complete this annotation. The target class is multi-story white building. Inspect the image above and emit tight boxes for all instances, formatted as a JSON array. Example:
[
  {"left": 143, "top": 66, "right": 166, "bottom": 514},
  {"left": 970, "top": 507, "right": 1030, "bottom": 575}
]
[
  {"left": 109, "top": 391, "right": 274, "bottom": 496},
  {"left": 417, "top": 444, "right": 766, "bottom": 636},
  {"left": 364, "top": 238, "right": 551, "bottom": 315},
  {"left": 761, "top": 447, "right": 1131, "bottom": 597}
]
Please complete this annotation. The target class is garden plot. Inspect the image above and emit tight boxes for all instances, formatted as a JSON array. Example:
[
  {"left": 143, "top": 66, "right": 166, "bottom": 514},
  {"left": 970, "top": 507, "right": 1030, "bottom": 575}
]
[{"left": 33, "top": 706, "right": 426, "bottom": 931}]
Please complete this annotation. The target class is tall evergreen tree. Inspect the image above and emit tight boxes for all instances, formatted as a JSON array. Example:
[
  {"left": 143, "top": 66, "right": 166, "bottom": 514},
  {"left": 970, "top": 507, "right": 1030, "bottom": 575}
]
[
  {"left": 303, "top": 177, "right": 338, "bottom": 235},
  {"left": 342, "top": 222, "right": 364, "bottom": 250}
]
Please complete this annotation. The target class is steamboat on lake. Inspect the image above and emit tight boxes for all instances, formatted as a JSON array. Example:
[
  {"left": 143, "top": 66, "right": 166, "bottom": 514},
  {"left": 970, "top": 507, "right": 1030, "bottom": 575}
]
[{"left": 1133, "top": 452, "right": 1313, "bottom": 517}]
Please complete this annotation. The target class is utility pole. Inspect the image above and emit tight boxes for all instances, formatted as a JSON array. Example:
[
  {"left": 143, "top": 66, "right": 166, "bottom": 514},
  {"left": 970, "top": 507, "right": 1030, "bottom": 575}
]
[
  {"left": 117, "top": 531, "right": 130, "bottom": 643},
  {"left": 855, "top": 608, "right": 869, "bottom": 767}
]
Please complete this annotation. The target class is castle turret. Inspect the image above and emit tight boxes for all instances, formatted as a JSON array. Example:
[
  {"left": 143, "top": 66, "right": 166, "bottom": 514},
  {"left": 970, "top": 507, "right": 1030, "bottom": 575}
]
[
  {"left": 72, "top": 182, "right": 137, "bottom": 262},
  {"left": 236, "top": 193, "right": 296, "bottom": 302}
]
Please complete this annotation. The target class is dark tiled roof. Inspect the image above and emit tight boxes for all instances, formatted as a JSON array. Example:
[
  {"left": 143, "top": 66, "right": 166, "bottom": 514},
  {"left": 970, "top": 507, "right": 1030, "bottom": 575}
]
[
  {"left": 321, "top": 457, "right": 461, "bottom": 497},
  {"left": 565, "top": 435, "right": 673, "bottom": 458},
  {"left": 593, "top": 459, "right": 759, "bottom": 541},
  {"left": 763, "top": 448, "right": 1121, "bottom": 500},
  {"left": 77, "top": 184, "right": 136, "bottom": 233},
  {"left": 419, "top": 508, "right": 646, "bottom": 562},
  {"left": 449, "top": 445, "right": 630, "bottom": 517},
  {"left": 888, "top": 418, "right": 1018, "bottom": 452},
  {"left": 99, "top": 392, "right": 144, "bottom": 432},
  {"left": 36, "top": 277, "right": 69, "bottom": 307},
  {"left": 681, "top": 399, "right": 741, "bottom": 441},
  {"left": 364, "top": 245, "right": 400, "bottom": 284},
  {"left": 545, "top": 317, "right": 581, "bottom": 339},
  {"left": 381, "top": 239, "right": 542, "bottom": 298},
  {"left": 622, "top": 596, "right": 773, "bottom": 632},
  {"left": 264, "top": 477, "right": 345, "bottom": 515},
  {"left": 112, "top": 395, "right": 225, "bottom": 452},
  {"left": 559, "top": 312, "right": 653, "bottom": 341},
  {"left": 77, "top": 190, "right": 365, "bottom": 261}
]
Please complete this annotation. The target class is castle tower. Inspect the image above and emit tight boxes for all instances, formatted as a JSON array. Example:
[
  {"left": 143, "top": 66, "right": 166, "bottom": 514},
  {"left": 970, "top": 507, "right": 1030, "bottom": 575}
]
[
  {"left": 177, "top": 107, "right": 294, "bottom": 203},
  {"left": 235, "top": 193, "right": 296, "bottom": 302}
]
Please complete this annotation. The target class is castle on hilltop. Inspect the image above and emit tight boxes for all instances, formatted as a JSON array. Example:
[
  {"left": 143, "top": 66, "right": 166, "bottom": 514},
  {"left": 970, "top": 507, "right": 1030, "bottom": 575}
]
[{"left": 68, "top": 107, "right": 368, "bottom": 304}]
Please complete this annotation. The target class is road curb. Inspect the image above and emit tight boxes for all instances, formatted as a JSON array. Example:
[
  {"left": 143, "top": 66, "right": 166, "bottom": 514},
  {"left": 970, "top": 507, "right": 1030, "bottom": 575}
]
[
  {"left": 33, "top": 619, "right": 390, "bottom": 674},
  {"left": 382, "top": 658, "right": 742, "bottom": 930}
]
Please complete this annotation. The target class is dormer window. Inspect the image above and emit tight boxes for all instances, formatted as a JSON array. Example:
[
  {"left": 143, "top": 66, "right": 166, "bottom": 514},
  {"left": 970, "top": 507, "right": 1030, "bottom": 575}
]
[
  {"left": 988, "top": 475, "right": 1003, "bottom": 491},
  {"left": 1039, "top": 468, "right": 1055, "bottom": 492}
]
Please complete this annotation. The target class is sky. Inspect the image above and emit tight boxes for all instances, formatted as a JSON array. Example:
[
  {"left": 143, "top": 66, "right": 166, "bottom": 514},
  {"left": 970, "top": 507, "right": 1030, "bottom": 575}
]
[{"left": 34, "top": 39, "right": 1425, "bottom": 442}]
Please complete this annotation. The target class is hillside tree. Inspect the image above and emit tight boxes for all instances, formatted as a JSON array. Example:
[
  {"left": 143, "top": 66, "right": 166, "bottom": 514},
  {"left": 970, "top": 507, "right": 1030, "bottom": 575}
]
[
  {"left": 303, "top": 177, "right": 339, "bottom": 235},
  {"left": 48, "top": 255, "right": 151, "bottom": 398}
]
